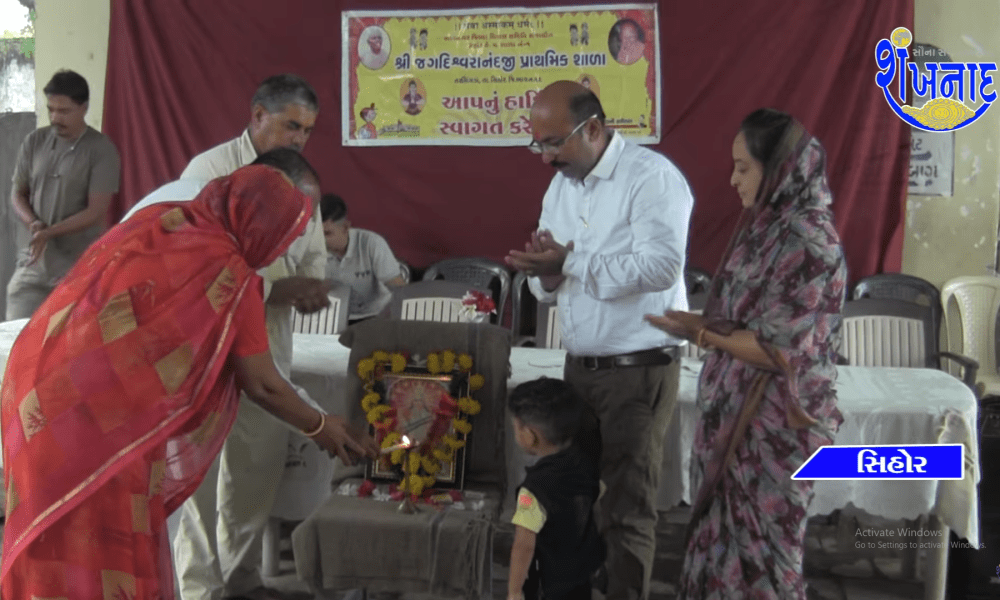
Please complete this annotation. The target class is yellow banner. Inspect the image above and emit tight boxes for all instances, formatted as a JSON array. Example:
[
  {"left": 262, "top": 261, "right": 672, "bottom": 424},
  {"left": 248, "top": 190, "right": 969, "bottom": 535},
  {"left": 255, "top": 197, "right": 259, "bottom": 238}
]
[{"left": 342, "top": 4, "right": 660, "bottom": 146}]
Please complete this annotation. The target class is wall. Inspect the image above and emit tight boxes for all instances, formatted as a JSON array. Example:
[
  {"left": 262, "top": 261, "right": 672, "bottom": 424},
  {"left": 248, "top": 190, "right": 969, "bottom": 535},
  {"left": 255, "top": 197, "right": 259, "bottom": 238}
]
[
  {"left": 0, "top": 44, "right": 34, "bottom": 112},
  {"left": 33, "top": 0, "right": 110, "bottom": 130},
  {"left": 904, "top": 0, "right": 1000, "bottom": 288},
  {"left": 32, "top": 0, "right": 997, "bottom": 286}
]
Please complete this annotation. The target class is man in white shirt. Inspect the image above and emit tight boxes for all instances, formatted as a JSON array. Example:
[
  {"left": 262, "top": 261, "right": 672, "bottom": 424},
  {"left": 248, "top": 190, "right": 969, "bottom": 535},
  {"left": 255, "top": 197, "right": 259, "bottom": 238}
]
[
  {"left": 506, "top": 80, "right": 693, "bottom": 600},
  {"left": 320, "top": 194, "right": 405, "bottom": 323},
  {"left": 171, "top": 75, "right": 332, "bottom": 600}
]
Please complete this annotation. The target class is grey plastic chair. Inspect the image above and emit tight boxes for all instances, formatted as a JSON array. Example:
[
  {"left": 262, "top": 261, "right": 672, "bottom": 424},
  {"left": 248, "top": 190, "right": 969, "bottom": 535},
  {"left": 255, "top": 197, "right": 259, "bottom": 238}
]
[{"left": 422, "top": 257, "right": 511, "bottom": 326}]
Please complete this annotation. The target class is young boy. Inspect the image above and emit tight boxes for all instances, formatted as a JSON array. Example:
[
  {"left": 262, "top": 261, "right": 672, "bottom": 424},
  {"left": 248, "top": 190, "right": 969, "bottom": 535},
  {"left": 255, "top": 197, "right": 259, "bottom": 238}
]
[
  {"left": 508, "top": 377, "right": 605, "bottom": 600},
  {"left": 321, "top": 193, "right": 406, "bottom": 323}
]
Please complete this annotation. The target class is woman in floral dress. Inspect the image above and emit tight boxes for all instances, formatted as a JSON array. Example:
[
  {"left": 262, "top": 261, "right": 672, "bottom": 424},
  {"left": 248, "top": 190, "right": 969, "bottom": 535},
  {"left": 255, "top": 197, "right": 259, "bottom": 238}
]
[{"left": 646, "top": 108, "right": 847, "bottom": 598}]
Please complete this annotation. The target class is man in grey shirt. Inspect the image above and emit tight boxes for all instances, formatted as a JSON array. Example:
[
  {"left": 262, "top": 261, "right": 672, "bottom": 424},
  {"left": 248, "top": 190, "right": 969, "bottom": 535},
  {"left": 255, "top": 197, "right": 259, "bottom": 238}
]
[{"left": 7, "top": 69, "right": 121, "bottom": 319}]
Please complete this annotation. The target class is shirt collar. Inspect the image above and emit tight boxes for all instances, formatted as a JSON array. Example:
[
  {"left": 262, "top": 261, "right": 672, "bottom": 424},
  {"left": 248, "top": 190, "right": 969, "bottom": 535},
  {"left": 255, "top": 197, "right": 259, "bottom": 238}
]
[
  {"left": 239, "top": 128, "right": 258, "bottom": 165},
  {"left": 579, "top": 130, "right": 625, "bottom": 185}
]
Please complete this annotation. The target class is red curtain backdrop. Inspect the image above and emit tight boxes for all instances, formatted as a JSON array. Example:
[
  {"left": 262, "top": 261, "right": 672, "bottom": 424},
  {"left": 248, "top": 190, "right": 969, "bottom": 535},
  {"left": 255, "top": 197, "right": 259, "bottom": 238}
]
[{"left": 103, "top": 0, "right": 912, "bottom": 282}]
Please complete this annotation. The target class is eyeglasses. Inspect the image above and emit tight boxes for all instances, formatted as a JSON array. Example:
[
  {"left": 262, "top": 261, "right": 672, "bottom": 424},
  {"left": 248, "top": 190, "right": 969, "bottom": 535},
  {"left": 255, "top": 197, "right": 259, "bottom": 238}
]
[{"left": 527, "top": 115, "right": 598, "bottom": 154}]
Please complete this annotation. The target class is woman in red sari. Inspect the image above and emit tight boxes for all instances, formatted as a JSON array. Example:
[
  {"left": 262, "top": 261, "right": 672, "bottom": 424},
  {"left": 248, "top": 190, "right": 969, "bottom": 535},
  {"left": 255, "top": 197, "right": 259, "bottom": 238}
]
[{"left": 1, "top": 165, "right": 377, "bottom": 600}]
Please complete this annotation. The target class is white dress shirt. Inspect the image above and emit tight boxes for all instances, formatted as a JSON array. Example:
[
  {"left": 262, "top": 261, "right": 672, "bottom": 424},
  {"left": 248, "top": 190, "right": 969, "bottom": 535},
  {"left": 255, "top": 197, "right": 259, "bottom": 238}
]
[
  {"left": 119, "top": 179, "right": 206, "bottom": 221},
  {"left": 528, "top": 131, "right": 693, "bottom": 356},
  {"left": 174, "top": 130, "right": 327, "bottom": 417}
]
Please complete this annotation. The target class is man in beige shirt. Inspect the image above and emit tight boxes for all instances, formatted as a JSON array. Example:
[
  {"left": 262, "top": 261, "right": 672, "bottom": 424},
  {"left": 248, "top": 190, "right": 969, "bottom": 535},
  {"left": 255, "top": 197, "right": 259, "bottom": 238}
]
[
  {"left": 172, "top": 74, "right": 332, "bottom": 600},
  {"left": 7, "top": 69, "right": 120, "bottom": 319}
]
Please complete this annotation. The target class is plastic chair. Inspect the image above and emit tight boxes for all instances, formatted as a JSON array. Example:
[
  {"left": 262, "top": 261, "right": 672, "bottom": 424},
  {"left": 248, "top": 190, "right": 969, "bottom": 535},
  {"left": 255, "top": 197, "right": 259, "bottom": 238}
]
[
  {"left": 422, "top": 258, "right": 511, "bottom": 326},
  {"left": 534, "top": 300, "right": 563, "bottom": 349},
  {"left": 511, "top": 271, "right": 536, "bottom": 346},
  {"left": 684, "top": 266, "right": 712, "bottom": 313},
  {"left": 387, "top": 280, "right": 490, "bottom": 323},
  {"left": 941, "top": 276, "right": 1000, "bottom": 398},
  {"left": 398, "top": 260, "right": 412, "bottom": 284},
  {"left": 290, "top": 283, "right": 351, "bottom": 335},
  {"left": 841, "top": 297, "right": 978, "bottom": 392},
  {"left": 852, "top": 273, "right": 943, "bottom": 343}
]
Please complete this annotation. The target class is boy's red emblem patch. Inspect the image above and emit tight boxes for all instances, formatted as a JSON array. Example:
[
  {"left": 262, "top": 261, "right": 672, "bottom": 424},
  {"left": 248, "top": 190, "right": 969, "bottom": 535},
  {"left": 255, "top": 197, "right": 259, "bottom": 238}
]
[{"left": 519, "top": 493, "right": 533, "bottom": 508}]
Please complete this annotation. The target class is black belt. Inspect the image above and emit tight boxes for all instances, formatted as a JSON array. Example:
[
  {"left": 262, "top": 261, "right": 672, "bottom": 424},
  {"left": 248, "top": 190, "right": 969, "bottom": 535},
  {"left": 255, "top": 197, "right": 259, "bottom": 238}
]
[{"left": 567, "top": 347, "right": 679, "bottom": 371}]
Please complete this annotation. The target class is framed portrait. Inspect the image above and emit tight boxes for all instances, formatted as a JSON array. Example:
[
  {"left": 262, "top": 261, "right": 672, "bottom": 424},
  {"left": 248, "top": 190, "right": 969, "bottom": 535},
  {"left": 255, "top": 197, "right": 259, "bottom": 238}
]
[{"left": 365, "top": 368, "right": 470, "bottom": 489}]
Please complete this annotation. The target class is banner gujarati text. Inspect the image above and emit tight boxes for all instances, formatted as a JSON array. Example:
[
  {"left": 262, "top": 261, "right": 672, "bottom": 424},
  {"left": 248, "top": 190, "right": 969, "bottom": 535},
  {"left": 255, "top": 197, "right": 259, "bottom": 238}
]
[{"left": 342, "top": 4, "right": 660, "bottom": 146}]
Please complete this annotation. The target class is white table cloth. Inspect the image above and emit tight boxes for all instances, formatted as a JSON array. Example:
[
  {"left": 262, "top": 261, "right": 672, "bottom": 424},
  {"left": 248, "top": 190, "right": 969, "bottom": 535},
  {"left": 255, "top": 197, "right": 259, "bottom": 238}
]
[
  {"left": 285, "top": 333, "right": 981, "bottom": 547},
  {"left": 0, "top": 320, "right": 981, "bottom": 548}
]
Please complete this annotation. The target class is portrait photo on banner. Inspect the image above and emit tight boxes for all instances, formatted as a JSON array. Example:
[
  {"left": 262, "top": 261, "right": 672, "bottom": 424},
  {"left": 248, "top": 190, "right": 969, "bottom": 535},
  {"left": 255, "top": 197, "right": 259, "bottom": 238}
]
[{"left": 341, "top": 3, "right": 661, "bottom": 147}]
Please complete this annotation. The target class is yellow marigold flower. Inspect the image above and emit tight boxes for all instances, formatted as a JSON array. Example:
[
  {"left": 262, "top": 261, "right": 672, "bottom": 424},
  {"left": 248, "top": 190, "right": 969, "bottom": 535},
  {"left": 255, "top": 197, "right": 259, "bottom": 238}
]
[
  {"left": 421, "top": 456, "right": 441, "bottom": 474},
  {"left": 458, "top": 397, "right": 482, "bottom": 416},
  {"left": 361, "top": 392, "right": 381, "bottom": 413},
  {"left": 452, "top": 418, "right": 472, "bottom": 435},
  {"left": 422, "top": 475, "right": 436, "bottom": 490},
  {"left": 357, "top": 358, "right": 376, "bottom": 379},
  {"left": 381, "top": 432, "right": 402, "bottom": 449},
  {"left": 441, "top": 350, "right": 456, "bottom": 372},
  {"left": 410, "top": 476, "right": 426, "bottom": 496},
  {"left": 408, "top": 450, "right": 422, "bottom": 472},
  {"left": 391, "top": 353, "right": 407, "bottom": 373},
  {"left": 391, "top": 449, "right": 405, "bottom": 464},
  {"left": 458, "top": 354, "right": 473, "bottom": 371},
  {"left": 433, "top": 447, "right": 452, "bottom": 462},
  {"left": 443, "top": 435, "right": 466, "bottom": 452},
  {"left": 372, "top": 350, "right": 390, "bottom": 363},
  {"left": 366, "top": 405, "right": 389, "bottom": 425},
  {"left": 469, "top": 374, "right": 485, "bottom": 391},
  {"left": 426, "top": 353, "right": 441, "bottom": 374}
]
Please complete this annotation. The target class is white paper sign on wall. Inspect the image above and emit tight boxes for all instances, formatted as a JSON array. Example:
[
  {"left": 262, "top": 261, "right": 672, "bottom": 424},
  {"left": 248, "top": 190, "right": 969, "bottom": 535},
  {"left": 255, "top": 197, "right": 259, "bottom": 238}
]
[
  {"left": 907, "top": 42, "right": 955, "bottom": 197},
  {"left": 909, "top": 128, "right": 954, "bottom": 196}
]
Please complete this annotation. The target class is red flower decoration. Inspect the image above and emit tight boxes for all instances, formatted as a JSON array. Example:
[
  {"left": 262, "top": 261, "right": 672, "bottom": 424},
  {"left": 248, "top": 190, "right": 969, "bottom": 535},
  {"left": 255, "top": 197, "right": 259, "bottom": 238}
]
[
  {"left": 461, "top": 290, "right": 496, "bottom": 314},
  {"left": 358, "top": 480, "right": 376, "bottom": 497}
]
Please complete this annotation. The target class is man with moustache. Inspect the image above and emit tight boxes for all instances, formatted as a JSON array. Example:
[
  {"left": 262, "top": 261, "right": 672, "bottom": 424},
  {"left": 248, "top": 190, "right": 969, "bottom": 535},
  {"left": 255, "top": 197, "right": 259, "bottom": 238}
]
[
  {"left": 506, "top": 80, "right": 693, "bottom": 600},
  {"left": 173, "top": 74, "right": 333, "bottom": 600},
  {"left": 7, "top": 69, "right": 120, "bottom": 319}
]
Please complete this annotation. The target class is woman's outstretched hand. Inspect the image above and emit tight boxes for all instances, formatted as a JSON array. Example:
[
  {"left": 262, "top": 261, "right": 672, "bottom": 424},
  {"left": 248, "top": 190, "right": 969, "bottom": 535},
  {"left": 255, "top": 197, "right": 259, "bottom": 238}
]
[
  {"left": 644, "top": 310, "right": 705, "bottom": 341},
  {"left": 313, "top": 415, "right": 379, "bottom": 466}
]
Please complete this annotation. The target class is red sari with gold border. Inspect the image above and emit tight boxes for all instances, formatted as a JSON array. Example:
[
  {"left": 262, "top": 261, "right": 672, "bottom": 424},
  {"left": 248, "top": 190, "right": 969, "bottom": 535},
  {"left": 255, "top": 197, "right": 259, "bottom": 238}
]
[{"left": 1, "top": 166, "right": 311, "bottom": 599}]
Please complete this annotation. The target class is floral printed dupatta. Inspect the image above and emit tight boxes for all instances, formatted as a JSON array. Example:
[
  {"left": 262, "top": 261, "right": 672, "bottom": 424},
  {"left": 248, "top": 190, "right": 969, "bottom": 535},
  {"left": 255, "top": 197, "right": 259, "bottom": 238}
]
[
  {"left": 685, "top": 121, "right": 847, "bottom": 544},
  {"left": 1, "top": 166, "right": 311, "bottom": 588}
]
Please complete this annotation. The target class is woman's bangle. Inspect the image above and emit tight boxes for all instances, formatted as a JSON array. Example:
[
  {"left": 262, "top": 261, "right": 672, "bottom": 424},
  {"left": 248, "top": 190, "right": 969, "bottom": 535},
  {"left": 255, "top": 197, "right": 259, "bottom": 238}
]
[
  {"left": 303, "top": 411, "right": 326, "bottom": 437},
  {"left": 695, "top": 326, "right": 707, "bottom": 348}
]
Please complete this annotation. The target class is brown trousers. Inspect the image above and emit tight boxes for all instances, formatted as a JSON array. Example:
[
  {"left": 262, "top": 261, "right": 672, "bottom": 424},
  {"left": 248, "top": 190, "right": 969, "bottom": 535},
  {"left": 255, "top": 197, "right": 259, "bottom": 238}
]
[{"left": 564, "top": 357, "right": 681, "bottom": 600}]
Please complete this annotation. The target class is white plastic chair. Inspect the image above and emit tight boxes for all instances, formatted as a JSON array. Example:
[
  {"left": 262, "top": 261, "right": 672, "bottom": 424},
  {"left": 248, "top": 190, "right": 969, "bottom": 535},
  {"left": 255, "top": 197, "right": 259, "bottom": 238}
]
[
  {"left": 290, "top": 283, "right": 351, "bottom": 335},
  {"left": 534, "top": 302, "right": 564, "bottom": 349},
  {"left": 388, "top": 280, "right": 488, "bottom": 324},
  {"left": 941, "top": 275, "right": 1000, "bottom": 397}
]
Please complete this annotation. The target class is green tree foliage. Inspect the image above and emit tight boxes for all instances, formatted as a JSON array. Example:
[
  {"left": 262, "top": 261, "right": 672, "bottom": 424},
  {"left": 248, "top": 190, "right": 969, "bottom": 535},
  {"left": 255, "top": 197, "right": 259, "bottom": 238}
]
[{"left": 2, "top": 8, "right": 35, "bottom": 58}]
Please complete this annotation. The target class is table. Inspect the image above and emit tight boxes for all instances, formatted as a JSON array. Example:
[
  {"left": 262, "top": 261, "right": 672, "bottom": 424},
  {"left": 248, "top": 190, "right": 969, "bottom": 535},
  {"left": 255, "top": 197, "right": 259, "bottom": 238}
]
[
  {"left": 291, "top": 484, "right": 498, "bottom": 599},
  {"left": 0, "top": 321, "right": 980, "bottom": 535},
  {"left": 0, "top": 321, "right": 981, "bottom": 598}
]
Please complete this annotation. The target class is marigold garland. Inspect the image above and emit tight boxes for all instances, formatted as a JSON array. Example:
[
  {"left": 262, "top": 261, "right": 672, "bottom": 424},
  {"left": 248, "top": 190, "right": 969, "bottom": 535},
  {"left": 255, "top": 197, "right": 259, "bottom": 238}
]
[{"left": 359, "top": 348, "right": 484, "bottom": 499}]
